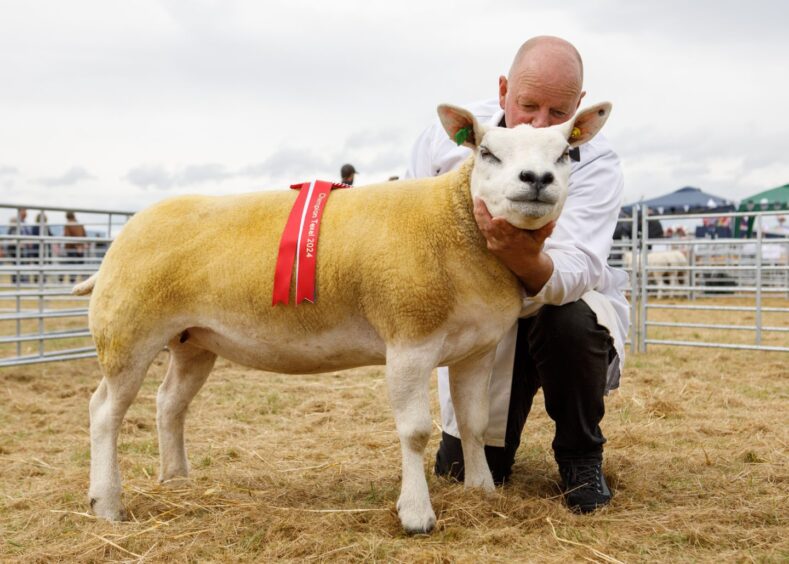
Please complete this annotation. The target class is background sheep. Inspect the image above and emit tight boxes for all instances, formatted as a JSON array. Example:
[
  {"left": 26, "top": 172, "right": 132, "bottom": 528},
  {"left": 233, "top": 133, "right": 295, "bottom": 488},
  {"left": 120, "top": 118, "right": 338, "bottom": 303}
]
[
  {"left": 76, "top": 102, "right": 611, "bottom": 533},
  {"left": 625, "top": 249, "right": 689, "bottom": 298}
]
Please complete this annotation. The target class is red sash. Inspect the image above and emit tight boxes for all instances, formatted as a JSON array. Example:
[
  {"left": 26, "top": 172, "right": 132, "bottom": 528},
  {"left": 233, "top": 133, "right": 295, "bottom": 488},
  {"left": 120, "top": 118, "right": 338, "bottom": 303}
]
[{"left": 272, "top": 180, "right": 350, "bottom": 305}]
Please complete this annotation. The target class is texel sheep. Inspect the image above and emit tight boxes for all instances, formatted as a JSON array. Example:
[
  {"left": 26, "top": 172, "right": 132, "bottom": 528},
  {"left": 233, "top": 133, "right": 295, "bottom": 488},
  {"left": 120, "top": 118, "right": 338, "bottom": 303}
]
[
  {"left": 74, "top": 102, "right": 611, "bottom": 533},
  {"left": 625, "top": 249, "right": 689, "bottom": 298}
]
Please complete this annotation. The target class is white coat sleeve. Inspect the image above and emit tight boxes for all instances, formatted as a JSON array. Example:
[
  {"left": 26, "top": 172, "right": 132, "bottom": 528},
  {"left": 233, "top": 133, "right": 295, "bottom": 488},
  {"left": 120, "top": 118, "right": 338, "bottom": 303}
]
[{"left": 405, "top": 123, "right": 441, "bottom": 179}]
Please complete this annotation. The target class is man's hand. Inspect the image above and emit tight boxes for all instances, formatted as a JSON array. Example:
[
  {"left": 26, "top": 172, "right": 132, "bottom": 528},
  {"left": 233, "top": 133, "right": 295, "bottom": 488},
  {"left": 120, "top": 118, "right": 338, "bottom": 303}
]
[{"left": 473, "top": 198, "right": 555, "bottom": 295}]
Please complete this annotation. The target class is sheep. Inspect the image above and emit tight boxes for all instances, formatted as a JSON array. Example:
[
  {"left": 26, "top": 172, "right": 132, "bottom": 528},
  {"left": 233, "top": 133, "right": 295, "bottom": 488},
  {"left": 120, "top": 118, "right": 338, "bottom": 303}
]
[
  {"left": 624, "top": 249, "right": 689, "bottom": 298},
  {"left": 75, "top": 102, "right": 611, "bottom": 533}
]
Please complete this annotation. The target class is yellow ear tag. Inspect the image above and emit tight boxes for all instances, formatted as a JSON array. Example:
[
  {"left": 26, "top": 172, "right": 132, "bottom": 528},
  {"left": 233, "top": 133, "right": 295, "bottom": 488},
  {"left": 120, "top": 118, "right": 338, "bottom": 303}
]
[{"left": 571, "top": 127, "right": 582, "bottom": 139}]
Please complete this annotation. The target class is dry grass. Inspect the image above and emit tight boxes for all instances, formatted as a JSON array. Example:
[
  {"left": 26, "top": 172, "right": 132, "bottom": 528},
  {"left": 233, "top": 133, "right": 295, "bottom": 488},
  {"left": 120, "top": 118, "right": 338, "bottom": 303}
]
[{"left": 1, "top": 303, "right": 787, "bottom": 562}]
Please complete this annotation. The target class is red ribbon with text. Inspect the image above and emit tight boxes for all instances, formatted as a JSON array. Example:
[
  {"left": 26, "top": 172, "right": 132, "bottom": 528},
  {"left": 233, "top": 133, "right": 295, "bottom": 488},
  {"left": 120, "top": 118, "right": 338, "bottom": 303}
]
[{"left": 272, "top": 180, "right": 350, "bottom": 305}]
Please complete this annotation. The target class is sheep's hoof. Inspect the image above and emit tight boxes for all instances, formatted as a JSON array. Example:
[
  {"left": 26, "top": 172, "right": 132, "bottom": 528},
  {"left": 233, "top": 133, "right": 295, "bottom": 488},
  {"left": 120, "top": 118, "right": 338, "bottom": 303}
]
[
  {"left": 464, "top": 469, "right": 496, "bottom": 493},
  {"left": 397, "top": 498, "right": 436, "bottom": 534},
  {"left": 90, "top": 497, "right": 128, "bottom": 522}
]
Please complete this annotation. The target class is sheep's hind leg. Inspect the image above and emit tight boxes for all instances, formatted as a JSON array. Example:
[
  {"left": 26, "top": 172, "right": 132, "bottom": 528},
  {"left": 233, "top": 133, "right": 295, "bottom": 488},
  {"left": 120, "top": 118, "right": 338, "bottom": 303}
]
[
  {"left": 157, "top": 340, "right": 217, "bottom": 482},
  {"left": 448, "top": 348, "right": 497, "bottom": 492},
  {"left": 386, "top": 345, "right": 439, "bottom": 534},
  {"left": 89, "top": 357, "right": 153, "bottom": 521}
]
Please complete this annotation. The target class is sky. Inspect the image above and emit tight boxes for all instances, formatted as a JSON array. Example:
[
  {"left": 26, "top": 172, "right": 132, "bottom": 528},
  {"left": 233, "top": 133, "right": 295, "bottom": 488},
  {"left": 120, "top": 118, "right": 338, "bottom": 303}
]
[{"left": 1, "top": 0, "right": 788, "bottom": 218}]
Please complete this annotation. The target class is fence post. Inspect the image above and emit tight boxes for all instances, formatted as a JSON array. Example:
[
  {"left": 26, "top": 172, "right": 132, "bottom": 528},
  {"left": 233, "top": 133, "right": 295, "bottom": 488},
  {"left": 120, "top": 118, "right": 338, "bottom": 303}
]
[
  {"left": 639, "top": 206, "right": 648, "bottom": 353},
  {"left": 688, "top": 245, "right": 696, "bottom": 301},
  {"left": 755, "top": 215, "right": 763, "bottom": 345},
  {"left": 630, "top": 211, "right": 638, "bottom": 354}
]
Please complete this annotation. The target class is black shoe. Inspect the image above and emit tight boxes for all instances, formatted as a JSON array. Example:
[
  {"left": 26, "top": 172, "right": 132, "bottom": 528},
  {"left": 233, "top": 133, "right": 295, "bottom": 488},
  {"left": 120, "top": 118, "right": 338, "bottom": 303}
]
[{"left": 558, "top": 460, "right": 612, "bottom": 514}]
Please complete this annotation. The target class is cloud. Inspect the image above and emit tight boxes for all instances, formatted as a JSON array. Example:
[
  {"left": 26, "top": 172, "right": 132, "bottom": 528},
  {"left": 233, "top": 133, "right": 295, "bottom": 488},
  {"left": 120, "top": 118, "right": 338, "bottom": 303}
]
[
  {"left": 175, "top": 163, "right": 234, "bottom": 185},
  {"left": 0, "top": 165, "right": 18, "bottom": 190},
  {"left": 37, "top": 166, "right": 95, "bottom": 187},
  {"left": 124, "top": 164, "right": 175, "bottom": 190},
  {"left": 125, "top": 162, "right": 235, "bottom": 190},
  {"left": 240, "top": 148, "right": 332, "bottom": 180}
]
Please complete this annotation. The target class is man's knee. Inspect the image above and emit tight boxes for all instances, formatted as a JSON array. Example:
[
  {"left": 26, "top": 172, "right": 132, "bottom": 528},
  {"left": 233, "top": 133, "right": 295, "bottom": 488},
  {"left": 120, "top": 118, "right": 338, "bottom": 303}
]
[{"left": 530, "top": 301, "right": 604, "bottom": 352}]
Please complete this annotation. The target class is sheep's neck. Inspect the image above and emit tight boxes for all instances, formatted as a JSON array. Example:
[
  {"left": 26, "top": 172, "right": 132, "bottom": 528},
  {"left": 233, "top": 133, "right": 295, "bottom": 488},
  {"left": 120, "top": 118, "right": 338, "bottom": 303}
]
[{"left": 443, "top": 155, "right": 489, "bottom": 251}]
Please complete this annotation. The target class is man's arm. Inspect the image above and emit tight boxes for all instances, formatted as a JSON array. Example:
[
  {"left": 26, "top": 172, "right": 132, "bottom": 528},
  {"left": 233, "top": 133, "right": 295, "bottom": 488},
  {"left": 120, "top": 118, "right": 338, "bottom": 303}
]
[{"left": 473, "top": 199, "right": 556, "bottom": 295}]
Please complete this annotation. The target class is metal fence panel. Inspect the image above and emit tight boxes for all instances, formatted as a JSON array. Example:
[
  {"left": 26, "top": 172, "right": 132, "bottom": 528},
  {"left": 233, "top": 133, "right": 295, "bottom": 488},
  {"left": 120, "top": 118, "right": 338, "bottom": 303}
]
[
  {"left": 0, "top": 203, "right": 133, "bottom": 367},
  {"left": 1, "top": 203, "right": 787, "bottom": 367}
]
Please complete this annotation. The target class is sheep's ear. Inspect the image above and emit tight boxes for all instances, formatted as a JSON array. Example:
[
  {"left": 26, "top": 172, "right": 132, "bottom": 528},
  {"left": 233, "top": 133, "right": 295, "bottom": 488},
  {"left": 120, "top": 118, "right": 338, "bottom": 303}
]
[
  {"left": 437, "top": 104, "right": 486, "bottom": 149},
  {"left": 561, "top": 102, "right": 612, "bottom": 148}
]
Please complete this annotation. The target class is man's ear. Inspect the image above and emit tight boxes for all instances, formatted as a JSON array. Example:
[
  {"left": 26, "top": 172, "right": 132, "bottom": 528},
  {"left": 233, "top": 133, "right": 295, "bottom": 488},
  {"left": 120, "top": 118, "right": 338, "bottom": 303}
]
[
  {"left": 560, "top": 102, "right": 612, "bottom": 148},
  {"left": 437, "top": 104, "right": 486, "bottom": 150}
]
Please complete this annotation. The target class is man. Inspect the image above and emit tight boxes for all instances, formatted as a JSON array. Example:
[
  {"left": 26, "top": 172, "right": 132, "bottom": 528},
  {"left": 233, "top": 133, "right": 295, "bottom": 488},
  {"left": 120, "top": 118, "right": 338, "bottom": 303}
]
[
  {"left": 63, "top": 211, "right": 88, "bottom": 283},
  {"left": 340, "top": 163, "right": 357, "bottom": 186},
  {"left": 405, "top": 36, "right": 629, "bottom": 513},
  {"left": 6, "top": 208, "right": 31, "bottom": 284}
]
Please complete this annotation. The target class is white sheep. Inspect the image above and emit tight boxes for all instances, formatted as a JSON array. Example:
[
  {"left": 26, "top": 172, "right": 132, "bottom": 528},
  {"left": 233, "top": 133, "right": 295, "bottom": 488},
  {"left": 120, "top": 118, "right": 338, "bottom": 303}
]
[
  {"left": 625, "top": 249, "right": 689, "bottom": 298},
  {"left": 74, "top": 102, "right": 611, "bottom": 533}
]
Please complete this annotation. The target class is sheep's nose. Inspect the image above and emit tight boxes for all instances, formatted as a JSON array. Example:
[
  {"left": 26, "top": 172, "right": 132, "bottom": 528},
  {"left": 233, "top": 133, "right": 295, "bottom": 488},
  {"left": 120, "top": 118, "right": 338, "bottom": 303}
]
[{"left": 519, "top": 171, "right": 554, "bottom": 191}]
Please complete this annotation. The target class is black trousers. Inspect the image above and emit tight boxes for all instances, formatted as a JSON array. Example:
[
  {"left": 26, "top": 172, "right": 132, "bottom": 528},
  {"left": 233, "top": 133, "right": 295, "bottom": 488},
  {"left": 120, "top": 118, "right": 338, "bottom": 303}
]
[{"left": 435, "top": 300, "right": 616, "bottom": 484}]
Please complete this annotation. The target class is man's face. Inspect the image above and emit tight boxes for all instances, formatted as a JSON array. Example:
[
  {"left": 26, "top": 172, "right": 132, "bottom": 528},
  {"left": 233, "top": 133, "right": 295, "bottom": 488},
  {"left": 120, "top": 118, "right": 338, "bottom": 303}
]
[{"left": 499, "top": 61, "right": 584, "bottom": 129}]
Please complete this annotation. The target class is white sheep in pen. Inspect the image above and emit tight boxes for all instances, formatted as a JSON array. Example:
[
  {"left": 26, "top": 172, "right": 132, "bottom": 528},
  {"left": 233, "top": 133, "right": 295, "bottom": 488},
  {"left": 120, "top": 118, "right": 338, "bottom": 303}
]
[
  {"left": 625, "top": 249, "right": 689, "bottom": 298},
  {"left": 73, "top": 102, "right": 611, "bottom": 533}
]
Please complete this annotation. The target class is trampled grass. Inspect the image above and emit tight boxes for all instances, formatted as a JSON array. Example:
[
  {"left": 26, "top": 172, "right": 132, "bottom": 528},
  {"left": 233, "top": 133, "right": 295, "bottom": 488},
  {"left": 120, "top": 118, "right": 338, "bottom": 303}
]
[{"left": 0, "top": 303, "right": 787, "bottom": 562}]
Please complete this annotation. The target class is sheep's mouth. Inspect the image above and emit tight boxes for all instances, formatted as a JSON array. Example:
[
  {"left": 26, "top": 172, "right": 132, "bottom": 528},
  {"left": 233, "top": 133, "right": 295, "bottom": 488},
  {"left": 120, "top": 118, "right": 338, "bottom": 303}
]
[
  {"left": 507, "top": 191, "right": 558, "bottom": 205},
  {"left": 508, "top": 200, "right": 554, "bottom": 217}
]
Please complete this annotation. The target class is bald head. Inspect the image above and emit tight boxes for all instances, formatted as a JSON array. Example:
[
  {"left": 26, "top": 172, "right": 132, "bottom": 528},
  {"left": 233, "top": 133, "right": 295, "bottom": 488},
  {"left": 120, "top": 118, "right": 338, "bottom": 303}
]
[
  {"left": 499, "top": 36, "right": 586, "bottom": 129},
  {"left": 510, "top": 36, "right": 583, "bottom": 85}
]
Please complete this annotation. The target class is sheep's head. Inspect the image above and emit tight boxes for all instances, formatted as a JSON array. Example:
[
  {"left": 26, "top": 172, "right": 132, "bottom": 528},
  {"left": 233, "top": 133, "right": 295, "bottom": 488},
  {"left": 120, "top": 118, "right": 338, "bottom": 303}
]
[{"left": 437, "top": 102, "right": 612, "bottom": 229}]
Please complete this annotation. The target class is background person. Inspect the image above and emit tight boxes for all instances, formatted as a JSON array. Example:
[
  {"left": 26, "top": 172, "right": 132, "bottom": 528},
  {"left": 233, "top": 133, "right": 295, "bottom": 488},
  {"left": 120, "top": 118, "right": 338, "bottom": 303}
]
[
  {"left": 340, "top": 163, "right": 357, "bottom": 186},
  {"left": 6, "top": 208, "right": 31, "bottom": 284},
  {"left": 62, "top": 211, "right": 88, "bottom": 283},
  {"left": 405, "top": 36, "right": 628, "bottom": 513}
]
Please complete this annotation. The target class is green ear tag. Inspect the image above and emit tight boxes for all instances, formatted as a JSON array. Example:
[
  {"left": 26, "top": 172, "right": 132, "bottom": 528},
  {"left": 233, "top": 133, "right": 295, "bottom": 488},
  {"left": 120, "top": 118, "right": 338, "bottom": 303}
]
[{"left": 454, "top": 126, "right": 471, "bottom": 146}]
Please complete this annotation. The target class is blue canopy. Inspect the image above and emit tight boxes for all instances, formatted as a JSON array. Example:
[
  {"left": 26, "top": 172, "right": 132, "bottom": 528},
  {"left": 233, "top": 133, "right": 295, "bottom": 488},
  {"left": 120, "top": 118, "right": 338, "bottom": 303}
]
[{"left": 623, "top": 186, "right": 736, "bottom": 215}]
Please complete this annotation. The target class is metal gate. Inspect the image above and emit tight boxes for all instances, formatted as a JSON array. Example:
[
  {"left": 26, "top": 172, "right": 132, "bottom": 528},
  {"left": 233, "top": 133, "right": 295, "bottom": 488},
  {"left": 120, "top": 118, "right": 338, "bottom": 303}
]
[
  {"left": 612, "top": 207, "right": 788, "bottom": 354},
  {"left": 0, "top": 203, "right": 132, "bottom": 367},
  {"left": 1, "top": 203, "right": 787, "bottom": 368}
]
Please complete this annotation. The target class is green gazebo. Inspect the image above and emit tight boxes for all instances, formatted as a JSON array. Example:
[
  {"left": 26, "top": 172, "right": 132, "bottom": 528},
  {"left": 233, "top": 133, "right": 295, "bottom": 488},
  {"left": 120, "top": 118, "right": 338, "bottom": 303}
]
[{"left": 734, "top": 184, "right": 789, "bottom": 237}]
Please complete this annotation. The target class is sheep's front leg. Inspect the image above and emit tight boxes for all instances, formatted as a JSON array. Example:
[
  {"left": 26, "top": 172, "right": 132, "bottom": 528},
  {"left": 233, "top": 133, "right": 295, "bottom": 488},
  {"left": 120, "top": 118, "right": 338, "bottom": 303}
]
[
  {"left": 448, "top": 348, "right": 496, "bottom": 492},
  {"left": 386, "top": 346, "right": 438, "bottom": 534}
]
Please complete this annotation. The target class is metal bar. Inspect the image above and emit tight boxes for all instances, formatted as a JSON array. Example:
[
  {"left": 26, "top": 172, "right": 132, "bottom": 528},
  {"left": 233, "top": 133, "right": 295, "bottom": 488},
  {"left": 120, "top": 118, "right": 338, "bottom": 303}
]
[
  {"left": 647, "top": 321, "right": 789, "bottom": 332},
  {"left": 689, "top": 245, "right": 696, "bottom": 301},
  {"left": 642, "top": 284, "right": 787, "bottom": 292},
  {"left": 644, "top": 339, "right": 789, "bottom": 353},
  {"left": 630, "top": 212, "right": 638, "bottom": 354},
  {"left": 646, "top": 209, "right": 786, "bottom": 221},
  {"left": 0, "top": 351, "right": 97, "bottom": 367},
  {"left": 0, "top": 329, "right": 92, "bottom": 344},
  {"left": 640, "top": 205, "right": 648, "bottom": 353},
  {"left": 0, "top": 290, "right": 90, "bottom": 298},
  {"left": 755, "top": 216, "right": 763, "bottom": 345},
  {"left": 0, "top": 309, "right": 87, "bottom": 321},
  {"left": 1, "top": 202, "right": 133, "bottom": 215},
  {"left": 642, "top": 237, "right": 786, "bottom": 247},
  {"left": 647, "top": 304, "right": 789, "bottom": 313},
  {"left": 0, "top": 266, "right": 99, "bottom": 272},
  {"left": 643, "top": 265, "right": 787, "bottom": 272},
  {"left": 0, "top": 235, "right": 114, "bottom": 243}
]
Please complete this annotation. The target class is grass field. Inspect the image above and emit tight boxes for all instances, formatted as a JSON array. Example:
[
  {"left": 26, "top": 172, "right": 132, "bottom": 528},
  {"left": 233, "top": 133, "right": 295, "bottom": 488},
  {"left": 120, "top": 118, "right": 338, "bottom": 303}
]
[{"left": 1, "top": 299, "right": 787, "bottom": 562}]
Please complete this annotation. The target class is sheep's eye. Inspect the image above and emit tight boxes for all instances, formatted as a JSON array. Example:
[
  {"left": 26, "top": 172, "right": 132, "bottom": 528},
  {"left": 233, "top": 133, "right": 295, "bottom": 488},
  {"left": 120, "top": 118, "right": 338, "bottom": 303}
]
[
  {"left": 479, "top": 146, "right": 501, "bottom": 163},
  {"left": 556, "top": 148, "right": 570, "bottom": 164}
]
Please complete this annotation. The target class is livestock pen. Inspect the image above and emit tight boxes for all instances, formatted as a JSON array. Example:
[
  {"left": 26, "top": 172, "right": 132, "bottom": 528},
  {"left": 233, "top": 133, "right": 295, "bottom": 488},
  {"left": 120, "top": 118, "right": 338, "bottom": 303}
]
[{"left": 1, "top": 203, "right": 786, "bottom": 561}]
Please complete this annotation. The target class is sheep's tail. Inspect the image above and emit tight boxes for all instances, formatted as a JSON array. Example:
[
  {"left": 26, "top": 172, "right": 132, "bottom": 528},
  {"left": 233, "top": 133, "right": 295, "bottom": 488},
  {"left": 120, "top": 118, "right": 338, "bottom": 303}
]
[{"left": 72, "top": 273, "right": 98, "bottom": 296}]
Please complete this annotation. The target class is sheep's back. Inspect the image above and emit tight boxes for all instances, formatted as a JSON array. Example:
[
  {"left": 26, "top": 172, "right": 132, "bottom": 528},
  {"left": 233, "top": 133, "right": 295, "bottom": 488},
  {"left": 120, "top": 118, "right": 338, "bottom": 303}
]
[{"left": 90, "top": 174, "right": 491, "bottom": 342}]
